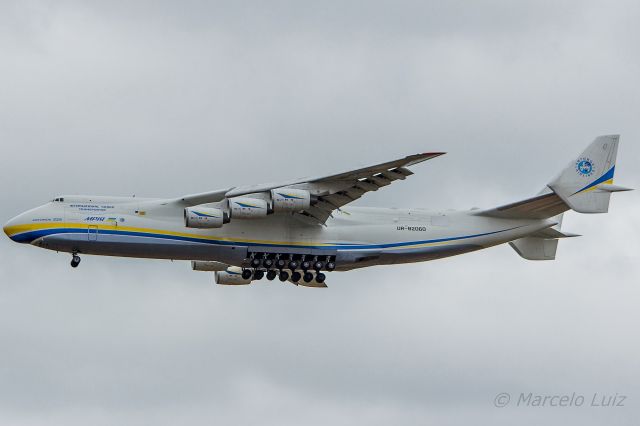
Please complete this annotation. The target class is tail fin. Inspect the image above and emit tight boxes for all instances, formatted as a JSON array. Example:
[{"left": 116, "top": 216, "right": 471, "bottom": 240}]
[
  {"left": 548, "top": 135, "right": 631, "bottom": 213},
  {"left": 475, "top": 134, "right": 631, "bottom": 261}
]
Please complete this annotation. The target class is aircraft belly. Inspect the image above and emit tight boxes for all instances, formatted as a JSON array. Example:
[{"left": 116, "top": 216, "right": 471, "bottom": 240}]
[{"left": 34, "top": 232, "right": 248, "bottom": 263}]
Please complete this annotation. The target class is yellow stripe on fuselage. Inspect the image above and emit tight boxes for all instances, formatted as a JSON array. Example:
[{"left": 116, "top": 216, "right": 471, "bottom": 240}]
[
  {"left": 3, "top": 222, "right": 336, "bottom": 247},
  {"left": 3, "top": 221, "right": 466, "bottom": 250}
]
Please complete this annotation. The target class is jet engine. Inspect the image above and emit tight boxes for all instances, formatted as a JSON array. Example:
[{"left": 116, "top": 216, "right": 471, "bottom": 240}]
[
  {"left": 271, "top": 188, "right": 311, "bottom": 212},
  {"left": 215, "top": 267, "right": 252, "bottom": 285},
  {"left": 191, "top": 260, "right": 228, "bottom": 271},
  {"left": 184, "top": 207, "right": 225, "bottom": 228},
  {"left": 229, "top": 197, "right": 269, "bottom": 219}
]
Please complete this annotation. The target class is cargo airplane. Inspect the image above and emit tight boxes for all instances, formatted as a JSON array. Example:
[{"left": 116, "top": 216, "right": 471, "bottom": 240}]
[{"left": 3, "top": 135, "right": 631, "bottom": 287}]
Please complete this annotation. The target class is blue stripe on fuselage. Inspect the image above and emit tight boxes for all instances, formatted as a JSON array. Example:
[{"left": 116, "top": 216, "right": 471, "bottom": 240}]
[{"left": 11, "top": 226, "right": 523, "bottom": 250}]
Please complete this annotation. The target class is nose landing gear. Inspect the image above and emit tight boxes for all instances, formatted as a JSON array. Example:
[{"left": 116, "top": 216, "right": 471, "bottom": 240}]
[{"left": 70, "top": 254, "right": 81, "bottom": 268}]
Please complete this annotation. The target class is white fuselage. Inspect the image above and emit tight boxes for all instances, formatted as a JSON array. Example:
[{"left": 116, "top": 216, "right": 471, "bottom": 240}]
[{"left": 3, "top": 195, "right": 555, "bottom": 270}]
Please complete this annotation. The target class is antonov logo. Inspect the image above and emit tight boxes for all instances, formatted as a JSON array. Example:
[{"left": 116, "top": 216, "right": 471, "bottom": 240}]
[{"left": 576, "top": 157, "right": 594, "bottom": 177}]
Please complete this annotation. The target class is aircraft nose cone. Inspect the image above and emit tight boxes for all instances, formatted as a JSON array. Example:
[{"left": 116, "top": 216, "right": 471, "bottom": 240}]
[
  {"left": 3, "top": 221, "right": 13, "bottom": 240},
  {"left": 3, "top": 216, "right": 21, "bottom": 242}
]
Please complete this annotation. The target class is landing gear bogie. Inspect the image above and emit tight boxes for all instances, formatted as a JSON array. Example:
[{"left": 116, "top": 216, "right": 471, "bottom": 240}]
[{"left": 242, "top": 253, "right": 337, "bottom": 285}]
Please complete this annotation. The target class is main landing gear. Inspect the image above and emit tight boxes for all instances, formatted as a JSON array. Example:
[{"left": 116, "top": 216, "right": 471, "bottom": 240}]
[
  {"left": 70, "top": 253, "right": 81, "bottom": 268},
  {"left": 243, "top": 253, "right": 335, "bottom": 285}
]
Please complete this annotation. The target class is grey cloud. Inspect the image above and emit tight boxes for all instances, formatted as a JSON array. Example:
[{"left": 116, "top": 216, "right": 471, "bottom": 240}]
[{"left": 1, "top": 0, "right": 639, "bottom": 425}]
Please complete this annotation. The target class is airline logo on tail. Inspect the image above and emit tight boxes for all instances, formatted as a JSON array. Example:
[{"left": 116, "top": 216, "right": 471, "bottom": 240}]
[{"left": 576, "top": 157, "right": 594, "bottom": 177}]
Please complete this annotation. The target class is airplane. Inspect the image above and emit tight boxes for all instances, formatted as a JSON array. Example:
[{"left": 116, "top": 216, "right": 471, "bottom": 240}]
[{"left": 2, "top": 135, "right": 632, "bottom": 288}]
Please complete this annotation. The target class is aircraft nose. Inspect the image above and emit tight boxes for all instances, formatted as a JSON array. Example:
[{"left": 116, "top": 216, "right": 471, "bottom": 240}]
[{"left": 3, "top": 215, "right": 22, "bottom": 242}]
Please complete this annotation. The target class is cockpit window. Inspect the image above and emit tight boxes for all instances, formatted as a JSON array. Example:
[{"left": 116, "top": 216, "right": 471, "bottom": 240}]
[{"left": 52, "top": 197, "right": 64, "bottom": 202}]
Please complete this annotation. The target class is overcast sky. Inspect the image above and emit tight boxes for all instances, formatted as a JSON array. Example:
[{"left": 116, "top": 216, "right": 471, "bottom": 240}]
[{"left": 1, "top": 1, "right": 639, "bottom": 425}]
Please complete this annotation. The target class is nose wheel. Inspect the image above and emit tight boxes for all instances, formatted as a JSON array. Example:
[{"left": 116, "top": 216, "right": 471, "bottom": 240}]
[{"left": 70, "top": 254, "right": 81, "bottom": 268}]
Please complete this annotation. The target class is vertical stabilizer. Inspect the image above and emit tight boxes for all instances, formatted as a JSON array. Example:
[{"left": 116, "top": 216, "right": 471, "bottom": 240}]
[{"left": 548, "top": 135, "right": 621, "bottom": 213}]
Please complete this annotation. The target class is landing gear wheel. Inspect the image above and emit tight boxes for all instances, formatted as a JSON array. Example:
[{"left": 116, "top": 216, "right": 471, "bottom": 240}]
[
  {"left": 266, "top": 270, "right": 277, "bottom": 281},
  {"left": 263, "top": 258, "right": 273, "bottom": 269},
  {"left": 253, "top": 270, "right": 264, "bottom": 280},
  {"left": 251, "top": 258, "right": 261, "bottom": 268},
  {"left": 275, "top": 259, "right": 287, "bottom": 270},
  {"left": 303, "top": 272, "right": 314, "bottom": 283},
  {"left": 326, "top": 261, "right": 336, "bottom": 271},
  {"left": 278, "top": 271, "right": 289, "bottom": 281},
  {"left": 301, "top": 260, "right": 312, "bottom": 271},
  {"left": 242, "top": 269, "right": 253, "bottom": 280},
  {"left": 70, "top": 255, "right": 81, "bottom": 268},
  {"left": 313, "top": 261, "right": 324, "bottom": 271},
  {"left": 291, "top": 271, "right": 302, "bottom": 283},
  {"left": 288, "top": 260, "right": 299, "bottom": 271},
  {"left": 315, "top": 272, "right": 326, "bottom": 284}
]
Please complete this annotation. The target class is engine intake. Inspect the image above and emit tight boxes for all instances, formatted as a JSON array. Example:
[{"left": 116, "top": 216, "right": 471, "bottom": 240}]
[{"left": 215, "top": 267, "right": 252, "bottom": 285}]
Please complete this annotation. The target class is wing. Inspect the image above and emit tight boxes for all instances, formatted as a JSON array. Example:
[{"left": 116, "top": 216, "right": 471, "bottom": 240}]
[{"left": 175, "top": 152, "right": 445, "bottom": 224}]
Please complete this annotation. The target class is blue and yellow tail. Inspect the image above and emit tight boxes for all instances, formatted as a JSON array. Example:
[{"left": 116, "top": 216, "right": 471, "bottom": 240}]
[
  {"left": 478, "top": 134, "right": 631, "bottom": 261},
  {"left": 548, "top": 135, "right": 631, "bottom": 213}
]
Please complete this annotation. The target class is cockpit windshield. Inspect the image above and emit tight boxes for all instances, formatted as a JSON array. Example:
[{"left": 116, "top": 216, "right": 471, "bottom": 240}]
[{"left": 52, "top": 197, "right": 65, "bottom": 202}]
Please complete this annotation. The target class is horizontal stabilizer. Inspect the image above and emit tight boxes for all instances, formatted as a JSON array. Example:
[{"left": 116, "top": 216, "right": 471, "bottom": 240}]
[
  {"left": 528, "top": 228, "right": 580, "bottom": 239},
  {"left": 510, "top": 237, "right": 559, "bottom": 260},
  {"left": 596, "top": 184, "right": 633, "bottom": 193}
]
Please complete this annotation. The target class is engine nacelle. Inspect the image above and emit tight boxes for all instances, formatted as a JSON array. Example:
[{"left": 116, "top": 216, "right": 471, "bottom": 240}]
[
  {"left": 229, "top": 197, "right": 269, "bottom": 219},
  {"left": 215, "top": 267, "right": 251, "bottom": 285},
  {"left": 271, "top": 188, "right": 311, "bottom": 212},
  {"left": 184, "top": 207, "right": 225, "bottom": 228},
  {"left": 191, "top": 260, "right": 228, "bottom": 271}
]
